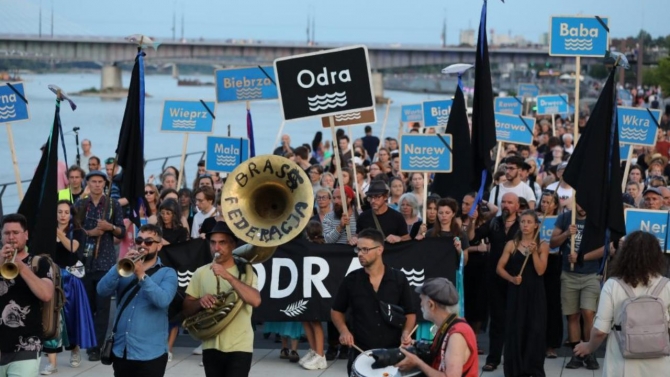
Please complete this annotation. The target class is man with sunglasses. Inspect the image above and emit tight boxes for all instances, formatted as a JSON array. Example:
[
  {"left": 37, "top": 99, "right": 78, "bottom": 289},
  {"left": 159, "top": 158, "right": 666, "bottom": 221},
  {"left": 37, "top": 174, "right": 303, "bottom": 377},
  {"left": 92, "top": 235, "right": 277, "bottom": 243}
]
[
  {"left": 97, "top": 224, "right": 178, "bottom": 376},
  {"left": 355, "top": 180, "right": 409, "bottom": 244},
  {"left": 331, "top": 228, "right": 416, "bottom": 376}
]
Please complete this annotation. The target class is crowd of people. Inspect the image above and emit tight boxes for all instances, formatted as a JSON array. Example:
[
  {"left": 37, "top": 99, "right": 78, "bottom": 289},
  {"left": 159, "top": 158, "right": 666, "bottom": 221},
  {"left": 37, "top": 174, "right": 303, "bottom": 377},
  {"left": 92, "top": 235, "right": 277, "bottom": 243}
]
[{"left": 2, "top": 92, "right": 670, "bottom": 377}]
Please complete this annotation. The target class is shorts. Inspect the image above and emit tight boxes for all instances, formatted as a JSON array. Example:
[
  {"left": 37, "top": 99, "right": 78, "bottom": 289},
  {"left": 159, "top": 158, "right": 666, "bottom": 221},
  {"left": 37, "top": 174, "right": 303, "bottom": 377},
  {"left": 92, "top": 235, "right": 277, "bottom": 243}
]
[
  {"left": 0, "top": 356, "right": 39, "bottom": 377},
  {"left": 560, "top": 271, "right": 601, "bottom": 315}
]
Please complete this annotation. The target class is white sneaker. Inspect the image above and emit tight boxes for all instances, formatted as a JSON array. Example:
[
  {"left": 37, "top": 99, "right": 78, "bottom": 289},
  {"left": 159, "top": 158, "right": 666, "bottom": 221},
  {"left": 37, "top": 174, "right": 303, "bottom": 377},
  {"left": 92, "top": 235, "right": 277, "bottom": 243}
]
[
  {"left": 168, "top": 352, "right": 173, "bottom": 362},
  {"left": 192, "top": 344, "right": 203, "bottom": 355},
  {"left": 299, "top": 349, "right": 316, "bottom": 366},
  {"left": 40, "top": 364, "right": 58, "bottom": 375},
  {"left": 199, "top": 361, "right": 204, "bottom": 367},
  {"left": 69, "top": 352, "right": 81, "bottom": 368},
  {"left": 302, "top": 354, "right": 327, "bottom": 370}
]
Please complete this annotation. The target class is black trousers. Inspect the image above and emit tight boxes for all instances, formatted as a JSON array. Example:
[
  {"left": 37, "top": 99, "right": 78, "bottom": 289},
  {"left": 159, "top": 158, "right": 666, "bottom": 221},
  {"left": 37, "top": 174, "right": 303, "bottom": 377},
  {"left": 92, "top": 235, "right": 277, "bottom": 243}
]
[
  {"left": 202, "top": 349, "right": 252, "bottom": 377},
  {"left": 486, "top": 272, "right": 508, "bottom": 366},
  {"left": 83, "top": 270, "right": 111, "bottom": 352},
  {"left": 112, "top": 353, "right": 168, "bottom": 377},
  {"left": 545, "top": 254, "right": 563, "bottom": 348},
  {"left": 327, "top": 321, "right": 340, "bottom": 348}
]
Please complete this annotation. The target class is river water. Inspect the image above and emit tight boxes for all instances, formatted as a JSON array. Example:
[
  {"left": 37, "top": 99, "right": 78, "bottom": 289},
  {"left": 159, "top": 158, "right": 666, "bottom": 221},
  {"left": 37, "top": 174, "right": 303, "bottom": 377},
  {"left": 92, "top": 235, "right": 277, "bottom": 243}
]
[{"left": 1, "top": 72, "right": 438, "bottom": 213}]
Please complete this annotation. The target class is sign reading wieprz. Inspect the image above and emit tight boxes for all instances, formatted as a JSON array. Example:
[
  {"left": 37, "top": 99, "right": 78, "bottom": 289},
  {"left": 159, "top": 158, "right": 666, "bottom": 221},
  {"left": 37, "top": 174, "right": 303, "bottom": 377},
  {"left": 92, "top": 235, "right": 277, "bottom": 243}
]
[
  {"left": 625, "top": 208, "right": 670, "bottom": 252},
  {"left": 206, "top": 136, "right": 250, "bottom": 174},
  {"left": 274, "top": 45, "right": 375, "bottom": 121},
  {"left": 0, "top": 82, "right": 30, "bottom": 123},
  {"left": 422, "top": 99, "right": 453, "bottom": 128},
  {"left": 536, "top": 94, "right": 569, "bottom": 115},
  {"left": 617, "top": 107, "right": 661, "bottom": 147},
  {"left": 160, "top": 100, "right": 215, "bottom": 133},
  {"left": 549, "top": 15, "right": 610, "bottom": 57},
  {"left": 215, "top": 66, "right": 278, "bottom": 102},
  {"left": 495, "top": 113, "right": 535, "bottom": 146},
  {"left": 399, "top": 134, "right": 452, "bottom": 173},
  {"left": 494, "top": 97, "right": 522, "bottom": 116}
]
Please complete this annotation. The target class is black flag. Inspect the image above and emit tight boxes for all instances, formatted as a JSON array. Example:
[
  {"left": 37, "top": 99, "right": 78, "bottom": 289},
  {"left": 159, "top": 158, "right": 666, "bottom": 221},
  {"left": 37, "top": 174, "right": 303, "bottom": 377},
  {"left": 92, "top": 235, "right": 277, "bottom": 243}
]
[
  {"left": 18, "top": 103, "right": 61, "bottom": 258},
  {"left": 470, "top": 0, "right": 497, "bottom": 202},
  {"left": 563, "top": 67, "right": 625, "bottom": 257},
  {"left": 116, "top": 50, "right": 146, "bottom": 226},
  {"left": 431, "top": 85, "right": 472, "bottom": 202}
]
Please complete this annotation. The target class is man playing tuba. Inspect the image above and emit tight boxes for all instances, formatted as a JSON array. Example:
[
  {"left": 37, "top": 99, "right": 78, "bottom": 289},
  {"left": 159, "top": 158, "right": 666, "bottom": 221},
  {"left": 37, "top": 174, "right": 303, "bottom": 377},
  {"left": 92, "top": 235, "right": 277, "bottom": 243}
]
[{"left": 183, "top": 221, "right": 261, "bottom": 377}]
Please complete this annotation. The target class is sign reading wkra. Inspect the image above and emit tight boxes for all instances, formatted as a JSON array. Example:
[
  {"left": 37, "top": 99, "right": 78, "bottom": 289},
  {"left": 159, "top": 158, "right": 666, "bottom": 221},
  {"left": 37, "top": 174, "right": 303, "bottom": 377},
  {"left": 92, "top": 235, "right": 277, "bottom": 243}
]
[
  {"left": 274, "top": 45, "right": 375, "bottom": 121},
  {"left": 617, "top": 107, "right": 660, "bottom": 147}
]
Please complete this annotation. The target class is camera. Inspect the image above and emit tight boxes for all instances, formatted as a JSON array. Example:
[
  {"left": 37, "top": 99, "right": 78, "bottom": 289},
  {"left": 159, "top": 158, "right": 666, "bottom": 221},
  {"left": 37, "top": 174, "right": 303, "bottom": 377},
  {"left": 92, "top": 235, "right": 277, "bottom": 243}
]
[
  {"left": 370, "top": 342, "right": 432, "bottom": 369},
  {"left": 73, "top": 127, "right": 81, "bottom": 132}
]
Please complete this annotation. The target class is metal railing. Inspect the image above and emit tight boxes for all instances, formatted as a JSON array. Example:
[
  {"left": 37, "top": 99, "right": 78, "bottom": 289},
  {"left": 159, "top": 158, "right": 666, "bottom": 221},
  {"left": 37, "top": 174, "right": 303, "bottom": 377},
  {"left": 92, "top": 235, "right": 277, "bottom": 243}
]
[{"left": 0, "top": 151, "right": 206, "bottom": 215}]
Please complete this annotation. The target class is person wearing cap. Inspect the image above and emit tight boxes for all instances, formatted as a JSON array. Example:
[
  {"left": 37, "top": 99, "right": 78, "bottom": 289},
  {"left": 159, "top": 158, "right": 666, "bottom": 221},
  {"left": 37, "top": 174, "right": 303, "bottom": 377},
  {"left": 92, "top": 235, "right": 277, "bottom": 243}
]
[
  {"left": 489, "top": 156, "right": 536, "bottom": 214},
  {"left": 643, "top": 186, "right": 666, "bottom": 210},
  {"left": 394, "top": 278, "right": 478, "bottom": 377},
  {"left": 96, "top": 224, "right": 177, "bottom": 375},
  {"left": 355, "top": 180, "right": 409, "bottom": 244},
  {"left": 550, "top": 203, "right": 603, "bottom": 370},
  {"left": 74, "top": 170, "right": 126, "bottom": 361},
  {"left": 331, "top": 228, "right": 416, "bottom": 376},
  {"left": 183, "top": 221, "right": 260, "bottom": 377},
  {"left": 322, "top": 185, "right": 357, "bottom": 245}
]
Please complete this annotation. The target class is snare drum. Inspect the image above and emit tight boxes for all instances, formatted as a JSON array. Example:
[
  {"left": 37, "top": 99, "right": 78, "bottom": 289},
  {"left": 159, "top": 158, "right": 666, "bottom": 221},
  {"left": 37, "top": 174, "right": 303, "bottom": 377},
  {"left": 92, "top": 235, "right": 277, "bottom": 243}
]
[{"left": 350, "top": 349, "right": 421, "bottom": 377}]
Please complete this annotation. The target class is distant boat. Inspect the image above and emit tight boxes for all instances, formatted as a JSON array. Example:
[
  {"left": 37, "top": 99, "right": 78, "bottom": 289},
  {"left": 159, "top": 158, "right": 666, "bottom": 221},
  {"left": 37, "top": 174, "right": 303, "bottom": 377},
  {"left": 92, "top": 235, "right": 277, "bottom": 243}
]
[
  {"left": 0, "top": 71, "right": 21, "bottom": 81},
  {"left": 177, "top": 78, "right": 214, "bottom": 87}
]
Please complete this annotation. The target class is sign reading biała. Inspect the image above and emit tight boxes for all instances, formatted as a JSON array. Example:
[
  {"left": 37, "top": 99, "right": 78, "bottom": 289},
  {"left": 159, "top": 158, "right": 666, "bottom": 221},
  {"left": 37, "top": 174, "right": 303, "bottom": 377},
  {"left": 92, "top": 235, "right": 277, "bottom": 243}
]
[
  {"left": 160, "top": 100, "right": 215, "bottom": 133},
  {"left": 401, "top": 104, "right": 423, "bottom": 123},
  {"left": 0, "top": 82, "right": 29, "bottom": 123},
  {"left": 274, "top": 45, "right": 375, "bottom": 121},
  {"left": 549, "top": 16, "right": 610, "bottom": 57},
  {"left": 422, "top": 99, "right": 453, "bottom": 128},
  {"left": 617, "top": 107, "right": 661, "bottom": 147},
  {"left": 518, "top": 83, "right": 540, "bottom": 99},
  {"left": 494, "top": 113, "right": 535, "bottom": 145},
  {"left": 399, "top": 134, "right": 452, "bottom": 173},
  {"left": 625, "top": 209, "right": 670, "bottom": 252},
  {"left": 539, "top": 216, "right": 558, "bottom": 243},
  {"left": 494, "top": 97, "right": 523, "bottom": 115},
  {"left": 536, "top": 94, "right": 570, "bottom": 115},
  {"left": 206, "top": 136, "right": 250, "bottom": 173},
  {"left": 215, "top": 66, "right": 278, "bottom": 102}
]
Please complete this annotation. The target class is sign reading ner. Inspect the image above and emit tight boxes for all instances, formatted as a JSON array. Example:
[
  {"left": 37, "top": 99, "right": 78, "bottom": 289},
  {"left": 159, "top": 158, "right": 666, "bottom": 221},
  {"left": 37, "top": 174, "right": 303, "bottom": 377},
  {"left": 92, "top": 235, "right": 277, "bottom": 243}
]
[
  {"left": 625, "top": 209, "right": 670, "bottom": 252},
  {"left": 274, "top": 45, "right": 375, "bottom": 121},
  {"left": 400, "top": 134, "right": 452, "bottom": 173},
  {"left": 550, "top": 16, "right": 610, "bottom": 57}
]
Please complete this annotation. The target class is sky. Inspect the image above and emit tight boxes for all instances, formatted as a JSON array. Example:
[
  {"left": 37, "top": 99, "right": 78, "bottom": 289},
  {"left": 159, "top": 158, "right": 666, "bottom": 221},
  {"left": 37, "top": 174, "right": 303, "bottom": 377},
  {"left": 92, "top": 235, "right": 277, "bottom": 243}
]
[{"left": 1, "top": 0, "right": 667, "bottom": 46}]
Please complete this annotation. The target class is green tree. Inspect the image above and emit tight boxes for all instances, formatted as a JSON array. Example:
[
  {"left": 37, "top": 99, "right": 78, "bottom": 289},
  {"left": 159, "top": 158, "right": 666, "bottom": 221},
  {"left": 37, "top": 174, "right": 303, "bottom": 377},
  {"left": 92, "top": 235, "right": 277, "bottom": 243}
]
[
  {"left": 655, "top": 57, "right": 670, "bottom": 94},
  {"left": 589, "top": 64, "right": 609, "bottom": 80}
]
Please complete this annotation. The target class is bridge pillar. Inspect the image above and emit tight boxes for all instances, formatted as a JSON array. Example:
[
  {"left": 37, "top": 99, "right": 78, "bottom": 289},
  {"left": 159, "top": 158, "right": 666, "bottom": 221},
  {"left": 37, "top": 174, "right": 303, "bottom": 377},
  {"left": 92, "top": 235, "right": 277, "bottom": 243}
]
[
  {"left": 171, "top": 64, "right": 179, "bottom": 79},
  {"left": 371, "top": 72, "right": 385, "bottom": 102},
  {"left": 101, "top": 65, "right": 122, "bottom": 91}
]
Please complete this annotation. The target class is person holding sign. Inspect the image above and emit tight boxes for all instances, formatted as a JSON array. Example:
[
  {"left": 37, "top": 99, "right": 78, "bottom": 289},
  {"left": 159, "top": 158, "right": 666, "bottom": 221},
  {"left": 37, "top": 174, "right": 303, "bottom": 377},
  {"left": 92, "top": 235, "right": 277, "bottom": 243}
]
[{"left": 355, "top": 181, "right": 409, "bottom": 244}]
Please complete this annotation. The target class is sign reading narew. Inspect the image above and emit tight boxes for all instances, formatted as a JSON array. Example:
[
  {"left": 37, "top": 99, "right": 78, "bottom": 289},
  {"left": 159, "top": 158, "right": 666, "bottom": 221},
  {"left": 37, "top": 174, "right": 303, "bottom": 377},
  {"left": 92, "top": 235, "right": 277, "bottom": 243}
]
[{"left": 399, "top": 134, "right": 452, "bottom": 173}]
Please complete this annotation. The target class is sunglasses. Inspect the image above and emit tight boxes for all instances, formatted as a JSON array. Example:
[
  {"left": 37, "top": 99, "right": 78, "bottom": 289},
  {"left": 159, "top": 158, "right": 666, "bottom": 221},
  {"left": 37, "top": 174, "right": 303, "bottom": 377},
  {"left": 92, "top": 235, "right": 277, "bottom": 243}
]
[
  {"left": 135, "top": 237, "right": 158, "bottom": 246},
  {"left": 145, "top": 191, "right": 155, "bottom": 195}
]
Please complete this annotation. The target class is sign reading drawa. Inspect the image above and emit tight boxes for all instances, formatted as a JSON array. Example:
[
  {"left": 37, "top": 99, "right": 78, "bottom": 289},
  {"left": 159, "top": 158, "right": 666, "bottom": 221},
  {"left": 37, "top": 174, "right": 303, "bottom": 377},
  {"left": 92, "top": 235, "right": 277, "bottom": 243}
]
[
  {"left": 274, "top": 45, "right": 375, "bottom": 121},
  {"left": 0, "top": 82, "right": 29, "bottom": 123},
  {"left": 495, "top": 113, "right": 535, "bottom": 145},
  {"left": 205, "top": 136, "right": 249, "bottom": 173},
  {"left": 549, "top": 16, "right": 610, "bottom": 57},
  {"left": 160, "top": 100, "right": 215, "bottom": 133},
  {"left": 617, "top": 107, "right": 660, "bottom": 147},
  {"left": 400, "top": 134, "right": 452, "bottom": 173},
  {"left": 215, "top": 66, "right": 278, "bottom": 102}
]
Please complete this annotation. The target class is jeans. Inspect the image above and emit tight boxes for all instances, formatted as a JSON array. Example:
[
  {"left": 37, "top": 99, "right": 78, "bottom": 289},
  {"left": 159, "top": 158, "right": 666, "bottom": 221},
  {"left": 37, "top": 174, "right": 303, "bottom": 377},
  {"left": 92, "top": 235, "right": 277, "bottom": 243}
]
[
  {"left": 112, "top": 353, "right": 168, "bottom": 377},
  {"left": 202, "top": 349, "right": 252, "bottom": 377},
  {"left": 83, "top": 270, "right": 112, "bottom": 353}
]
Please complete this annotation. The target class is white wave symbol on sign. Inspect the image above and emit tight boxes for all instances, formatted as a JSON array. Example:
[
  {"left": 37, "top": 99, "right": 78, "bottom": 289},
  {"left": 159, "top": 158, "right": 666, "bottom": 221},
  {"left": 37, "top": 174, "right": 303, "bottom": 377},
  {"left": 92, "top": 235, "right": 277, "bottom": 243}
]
[
  {"left": 216, "top": 155, "right": 237, "bottom": 166},
  {"left": 620, "top": 127, "right": 648, "bottom": 141},
  {"left": 236, "top": 87, "right": 262, "bottom": 99},
  {"left": 436, "top": 116, "right": 449, "bottom": 126},
  {"left": 334, "top": 112, "right": 361, "bottom": 122},
  {"left": 172, "top": 119, "right": 196, "bottom": 129},
  {"left": 308, "top": 92, "right": 347, "bottom": 111},
  {"left": 408, "top": 156, "right": 440, "bottom": 169},
  {"left": 0, "top": 104, "right": 16, "bottom": 120},
  {"left": 564, "top": 38, "right": 593, "bottom": 51},
  {"left": 177, "top": 270, "right": 194, "bottom": 288},
  {"left": 400, "top": 268, "right": 425, "bottom": 287},
  {"left": 496, "top": 130, "right": 511, "bottom": 139}
]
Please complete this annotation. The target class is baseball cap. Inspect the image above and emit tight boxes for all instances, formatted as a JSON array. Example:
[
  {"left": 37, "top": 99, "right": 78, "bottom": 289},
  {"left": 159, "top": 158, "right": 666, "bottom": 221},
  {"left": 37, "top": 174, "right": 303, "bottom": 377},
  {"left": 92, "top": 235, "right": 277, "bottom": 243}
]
[
  {"left": 415, "top": 277, "right": 459, "bottom": 306},
  {"left": 643, "top": 187, "right": 663, "bottom": 197}
]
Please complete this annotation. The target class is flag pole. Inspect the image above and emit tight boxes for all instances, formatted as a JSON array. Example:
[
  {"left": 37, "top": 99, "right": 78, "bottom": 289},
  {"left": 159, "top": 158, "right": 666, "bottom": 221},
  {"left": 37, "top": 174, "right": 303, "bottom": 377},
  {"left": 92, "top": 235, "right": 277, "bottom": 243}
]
[
  {"left": 570, "top": 56, "right": 582, "bottom": 271},
  {"left": 177, "top": 133, "right": 189, "bottom": 189},
  {"left": 524, "top": 97, "right": 530, "bottom": 116},
  {"left": 551, "top": 114, "right": 556, "bottom": 135},
  {"left": 493, "top": 141, "right": 503, "bottom": 172},
  {"left": 329, "top": 116, "right": 351, "bottom": 240},
  {"left": 348, "top": 125, "right": 362, "bottom": 212},
  {"left": 5, "top": 123, "right": 24, "bottom": 201},
  {"left": 377, "top": 98, "right": 392, "bottom": 157},
  {"left": 621, "top": 146, "right": 634, "bottom": 192}
]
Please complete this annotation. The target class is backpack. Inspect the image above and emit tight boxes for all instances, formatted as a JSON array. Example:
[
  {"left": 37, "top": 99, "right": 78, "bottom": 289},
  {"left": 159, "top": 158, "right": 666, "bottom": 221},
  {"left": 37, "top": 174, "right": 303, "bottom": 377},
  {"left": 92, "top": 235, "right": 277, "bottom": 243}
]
[
  {"left": 612, "top": 277, "right": 670, "bottom": 359},
  {"left": 31, "top": 255, "right": 66, "bottom": 341}
]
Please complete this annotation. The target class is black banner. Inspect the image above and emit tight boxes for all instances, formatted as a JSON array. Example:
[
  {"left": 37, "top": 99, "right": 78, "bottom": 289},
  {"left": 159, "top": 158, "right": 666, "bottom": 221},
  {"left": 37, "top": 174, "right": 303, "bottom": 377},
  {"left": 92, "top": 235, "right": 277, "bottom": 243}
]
[{"left": 159, "top": 238, "right": 457, "bottom": 322}]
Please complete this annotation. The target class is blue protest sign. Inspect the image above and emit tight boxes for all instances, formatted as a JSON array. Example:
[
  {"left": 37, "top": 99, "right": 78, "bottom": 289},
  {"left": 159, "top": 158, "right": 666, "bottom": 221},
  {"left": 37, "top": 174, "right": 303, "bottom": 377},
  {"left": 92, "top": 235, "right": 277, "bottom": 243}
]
[
  {"left": 620, "top": 144, "right": 632, "bottom": 161},
  {"left": 494, "top": 113, "right": 535, "bottom": 145},
  {"left": 399, "top": 134, "right": 452, "bottom": 173},
  {"left": 160, "top": 100, "right": 216, "bottom": 133},
  {"left": 0, "top": 82, "right": 29, "bottom": 123},
  {"left": 625, "top": 209, "right": 670, "bottom": 252},
  {"left": 518, "top": 83, "right": 539, "bottom": 98},
  {"left": 549, "top": 16, "right": 610, "bottom": 57},
  {"left": 536, "top": 94, "right": 569, "bottom": 115},
  {"left": 401, "top": 104, "right": 423, "bottom": 123},
  {"left": 422, "top": 99, "right": 453, "bottom": 128},
  {"left": 215, "top": 66, "right": 278, "bottom": 102},
  {"left": 494, "top": 97, "right": 523, "bottom": 115},
  {"left": 206, "top": 136, "right": 249, "bottom": 173},
  {"left": 617, "top": 107, "right": 660, "bottom": 147},
  {"left": 539, "top": 216, "right": 558, "bottom": 243}
]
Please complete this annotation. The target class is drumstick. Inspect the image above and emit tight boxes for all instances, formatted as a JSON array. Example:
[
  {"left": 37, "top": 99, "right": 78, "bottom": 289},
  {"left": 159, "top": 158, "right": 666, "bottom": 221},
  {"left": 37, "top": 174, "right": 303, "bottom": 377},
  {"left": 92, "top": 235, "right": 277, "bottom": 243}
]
[
  {"left": 352, "top": 344, "right": 372, "bottom": 357},
  {"left": 408, "top": 324, "right": 418, "bottom": 338},
  {"left": 518, "top": 212, "right": 548, "bottom": 277}
]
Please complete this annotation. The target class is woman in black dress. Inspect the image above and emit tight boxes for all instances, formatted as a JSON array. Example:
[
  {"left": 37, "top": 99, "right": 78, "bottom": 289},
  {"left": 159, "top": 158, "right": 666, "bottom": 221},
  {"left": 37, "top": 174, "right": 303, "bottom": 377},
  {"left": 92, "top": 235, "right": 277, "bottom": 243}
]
[
  {"left": 496, "top": 209, "right": 549, "bottom": 377},
  {"left": 157, "top": 199, "right": 189, "bottom": 245}
]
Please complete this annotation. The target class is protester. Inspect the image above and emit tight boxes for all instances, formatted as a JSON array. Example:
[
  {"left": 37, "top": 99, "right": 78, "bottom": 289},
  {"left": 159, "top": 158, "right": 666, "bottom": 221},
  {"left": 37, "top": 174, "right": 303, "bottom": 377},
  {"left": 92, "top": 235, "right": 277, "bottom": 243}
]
[
  {"left": 307, "top": 164, "right": 324, "bottom": 195},
  {"left": 59, "top": 166, "right": 87, "bottom": 203},
  {"left": 399, "top": 193, "right": 422, "bottom": 239},
  {"left": 489, "top": 157, "right": 536, "bottom": 212},
  {"left": 273, "top": 134, "right": 295, "bottom": 157},
  {"left": 143, "top": 183, "right": 160, "bottom": 222},
  {"left": 627, "top": 164, "right": 645, "bottom": 184},
  {"left": 409, "top": 173, "right": 425, "bottom": 210},
  {"left": 191, "top": 186, "right": 216, "bottom": 239},
  {"left": 387, "top": 177, "right": 405, "bottom": 211},
  {"left": 322, "top": 186, "right": 357, "bottom": 245},
  {"left": 356, "top": 181, "right": 409, "bottom": 243},
  {"left": 320, "top": 173, "right": 335, "bottom": 190},
  {"left": 538, "top": 190, "right": 562, "bottom": 359},
  {"left": 424, "top": 195, "right": 439, "bottom": 230},
  {"left": 545, "top": 162, "right": 573, "bottom": 212},
  {"left": 312, "top": 188, "right": 333, "bottom": 223},
  {"left": 157, "top": 199, "right": 188, "bottom": 245},
  {"left": 643, "top": 186, "right": 666, "bottom": 210},
  {"left": 361, "top": 125, "right": 380, "bottom": 160},
  {"left": 88, "top": 156, "right": 101, "bottom": 174},
  {"left": 79, "top": 139, "right": 93, "bottom": 173}
]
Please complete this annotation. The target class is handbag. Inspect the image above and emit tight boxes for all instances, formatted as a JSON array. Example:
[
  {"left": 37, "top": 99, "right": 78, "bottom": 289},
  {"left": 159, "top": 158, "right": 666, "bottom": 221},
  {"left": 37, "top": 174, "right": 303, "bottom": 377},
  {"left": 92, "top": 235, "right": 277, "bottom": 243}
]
[
  {"left": 378, "top": 300, "right": 406, "bottom": 329},
  {"left": 66, "top": 261, "right": 86, "bottom": 279}
]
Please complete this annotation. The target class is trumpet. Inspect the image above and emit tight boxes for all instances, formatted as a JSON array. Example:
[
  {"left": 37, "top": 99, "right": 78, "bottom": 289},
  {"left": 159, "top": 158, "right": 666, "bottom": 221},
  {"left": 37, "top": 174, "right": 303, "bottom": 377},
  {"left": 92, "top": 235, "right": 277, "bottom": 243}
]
[
  {"left": 117, "top": 249, "right": 146, "bottom": 277},
  {"left": 0, "top": 247, "right": 19, "bottom": 280}
]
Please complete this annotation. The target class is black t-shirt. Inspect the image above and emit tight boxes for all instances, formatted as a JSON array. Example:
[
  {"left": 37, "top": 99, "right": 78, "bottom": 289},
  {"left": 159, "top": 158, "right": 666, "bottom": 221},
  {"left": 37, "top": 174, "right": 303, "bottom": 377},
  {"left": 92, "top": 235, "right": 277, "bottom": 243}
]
[
  {"left": 162, "top": 226, "right": 189, "bottom": 245},
  {"left": 356, "top": 207, "right": 408, "bottom": 238},
  {"left": 55, "top": 229, "right": 84, "bottom": 268},
  {"left": 362, "top": 135, "right": 380, "bottom": 160},
  {"left": 0, "top": 255, "right": 52, "bottom": 354},
  {"left": 332, "top": 265, "right": 415, "bottom": 350}
]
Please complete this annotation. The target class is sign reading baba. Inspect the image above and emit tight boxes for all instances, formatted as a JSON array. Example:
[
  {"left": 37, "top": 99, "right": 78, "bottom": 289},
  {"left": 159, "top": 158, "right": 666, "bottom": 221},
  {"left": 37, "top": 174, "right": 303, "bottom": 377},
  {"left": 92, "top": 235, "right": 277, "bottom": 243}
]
[
  {"left": 274, "top": 45, "right": 375, "bottom": 121},
  {"left": 400, "top": 134, "right": 452, "bottom": 173},
  {"left": 617, "top": 107, "right": 661, "bottom": 147},
  {"left": 215, "top": 66, "right": 278, "bottom": 102},
  {"left": 550, "top": 15, "right": 610, "bottom": 57},
  {"left": 160, "top": 100, "right": 215, "bottom": 133},
  {"left": 0, "top": 82, "right": 30, "bottom": 123}
]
